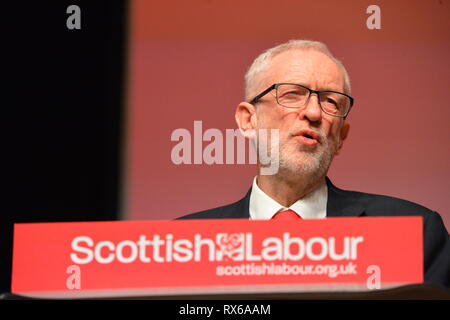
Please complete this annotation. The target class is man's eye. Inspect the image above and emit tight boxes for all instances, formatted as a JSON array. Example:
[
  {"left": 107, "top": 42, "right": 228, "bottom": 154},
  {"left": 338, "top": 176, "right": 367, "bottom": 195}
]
[
  {"left": 283, "top": 90, "right": 300, "bottom": 96},
  {"left": 326, "top": 98, "right": 338, "bottom": 106},
  {"left": 280, "top": 90, "right": 304, "bottom": 99}
]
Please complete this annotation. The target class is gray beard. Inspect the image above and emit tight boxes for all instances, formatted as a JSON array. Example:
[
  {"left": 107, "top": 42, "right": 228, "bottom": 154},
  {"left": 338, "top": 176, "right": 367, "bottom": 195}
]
[
  {"left": 274, "top": 131, "right": 337, "bottom": 185},
  {"left": 255, "top": 110, "right": 338, "bottom": 184}
]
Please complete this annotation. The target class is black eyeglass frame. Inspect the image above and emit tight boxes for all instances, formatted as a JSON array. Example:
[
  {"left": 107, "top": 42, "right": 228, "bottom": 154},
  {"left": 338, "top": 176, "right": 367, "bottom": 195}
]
[{"left": 249, "top": 83, "right": 354, "bottom": 119}]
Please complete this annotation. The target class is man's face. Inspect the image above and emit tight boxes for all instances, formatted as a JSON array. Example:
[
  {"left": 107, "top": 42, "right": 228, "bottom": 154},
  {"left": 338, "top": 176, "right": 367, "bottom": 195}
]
[{"left": 254, "top": 49, "right": 350, "bottom": 180}]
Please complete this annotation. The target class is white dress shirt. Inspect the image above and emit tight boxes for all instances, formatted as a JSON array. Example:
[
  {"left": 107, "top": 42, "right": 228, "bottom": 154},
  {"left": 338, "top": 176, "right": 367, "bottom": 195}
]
[{"left": 249, "top": 177, "right": 328, "bottom": 220}]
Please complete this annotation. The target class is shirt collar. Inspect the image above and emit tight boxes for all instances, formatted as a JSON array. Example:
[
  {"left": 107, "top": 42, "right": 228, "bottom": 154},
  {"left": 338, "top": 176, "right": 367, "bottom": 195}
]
[{"left": 249, "top": 177, "right": 327, "bottom": 220}]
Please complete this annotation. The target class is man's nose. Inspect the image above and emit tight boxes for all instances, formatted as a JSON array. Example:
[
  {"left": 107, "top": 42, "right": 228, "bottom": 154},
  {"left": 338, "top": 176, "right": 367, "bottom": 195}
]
[{"left": 300, "top": 93, "right": 322, "bottom": 122}]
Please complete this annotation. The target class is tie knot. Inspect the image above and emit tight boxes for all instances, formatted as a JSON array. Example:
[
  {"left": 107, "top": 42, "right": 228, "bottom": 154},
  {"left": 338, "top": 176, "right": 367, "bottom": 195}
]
[{"left": 271, "top": 209, "right": 302, "bottom": 220}]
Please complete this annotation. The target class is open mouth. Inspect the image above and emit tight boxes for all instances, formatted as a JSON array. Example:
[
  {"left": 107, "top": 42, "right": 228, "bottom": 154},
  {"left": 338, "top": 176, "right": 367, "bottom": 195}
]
[
  {"left": 294, "top": 129, "right": 320, "bottom": 146},
  {"left": 297, "top": 130, "right": 320, "bottom": 141}
]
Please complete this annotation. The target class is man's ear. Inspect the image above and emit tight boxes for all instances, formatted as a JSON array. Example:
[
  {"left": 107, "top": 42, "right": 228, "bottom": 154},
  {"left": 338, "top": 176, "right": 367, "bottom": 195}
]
[
  {"left": 235, "top": 102, "right": 257, "bottom": 139},
  {"left": 335, "top": 121, "right": 350, "bottom": 155}
]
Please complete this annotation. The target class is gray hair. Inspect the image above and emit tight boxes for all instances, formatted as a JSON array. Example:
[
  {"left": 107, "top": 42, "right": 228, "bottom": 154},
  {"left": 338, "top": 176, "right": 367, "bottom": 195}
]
[{"left": 244, "top": 40, "right": 351, "bottom": 101}]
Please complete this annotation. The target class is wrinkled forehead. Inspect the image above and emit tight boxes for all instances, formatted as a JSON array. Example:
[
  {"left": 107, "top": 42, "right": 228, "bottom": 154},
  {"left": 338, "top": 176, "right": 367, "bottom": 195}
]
[{"left": 263, "top": 49, "right": 345, "bottom": 92}]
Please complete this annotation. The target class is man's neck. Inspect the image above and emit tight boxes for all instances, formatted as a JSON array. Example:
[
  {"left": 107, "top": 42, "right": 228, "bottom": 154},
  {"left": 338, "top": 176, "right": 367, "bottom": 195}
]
[{"left": 256, "top": 173, "right": 325, "bottom": 207}]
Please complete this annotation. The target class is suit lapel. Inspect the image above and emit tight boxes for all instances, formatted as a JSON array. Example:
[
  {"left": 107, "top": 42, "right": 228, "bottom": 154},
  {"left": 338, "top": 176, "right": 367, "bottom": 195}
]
[
  {"left": 325, "top": 177, "right": 366, "bottom": 217},
  {"left": 229, "top": 188, "right": 251, "bottom": 219}
]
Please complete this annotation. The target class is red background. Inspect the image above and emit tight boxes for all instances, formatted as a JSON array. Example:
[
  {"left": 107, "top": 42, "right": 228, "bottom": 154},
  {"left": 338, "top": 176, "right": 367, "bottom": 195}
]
[{"left": 123, "top": 0, "right": 450, "bottom": 230}]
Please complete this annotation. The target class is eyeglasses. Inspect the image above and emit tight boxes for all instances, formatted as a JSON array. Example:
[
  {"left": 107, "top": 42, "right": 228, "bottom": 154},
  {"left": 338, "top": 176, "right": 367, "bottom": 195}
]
[{"left": 249, "top": 83, "right": 354, "bottom": 118}]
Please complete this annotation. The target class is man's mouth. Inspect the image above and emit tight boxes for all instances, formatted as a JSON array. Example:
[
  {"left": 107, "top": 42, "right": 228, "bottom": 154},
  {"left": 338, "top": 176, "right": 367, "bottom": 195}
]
[{"left": 294, "top": 129, "right": 320, "bottom": 146}]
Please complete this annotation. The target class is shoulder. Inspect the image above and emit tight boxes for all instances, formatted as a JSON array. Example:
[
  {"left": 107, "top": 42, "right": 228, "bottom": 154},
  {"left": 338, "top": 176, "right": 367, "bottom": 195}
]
[
  {"left": 337, "top": 186, "right": 448, "bottom": 241},
  {"left": 363, "top": 192, "right": 447, "bottom": 230},
  {"left": 175, "top": 202, "right": 245, "bottom": 220},
  {"left": 329, "top": 177, "right": 438, "bottom": 218},
  {"left": 176, "top": 189, "right": 251, "bottom": 220},
  {"left": 358, "top": 191, "right": 437, "bottom": 217}
]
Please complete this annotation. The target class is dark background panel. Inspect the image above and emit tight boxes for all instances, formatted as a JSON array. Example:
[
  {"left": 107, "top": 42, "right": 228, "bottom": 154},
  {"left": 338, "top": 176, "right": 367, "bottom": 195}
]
[{"left": 2, "top": 0, "right": 127, "bottom": 293}]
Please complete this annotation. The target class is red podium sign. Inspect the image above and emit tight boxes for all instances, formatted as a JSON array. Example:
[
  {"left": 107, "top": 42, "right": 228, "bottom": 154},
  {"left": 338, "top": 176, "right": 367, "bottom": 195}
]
[{"left": 12, "top": 217, "right": 423, "bottom": 298}]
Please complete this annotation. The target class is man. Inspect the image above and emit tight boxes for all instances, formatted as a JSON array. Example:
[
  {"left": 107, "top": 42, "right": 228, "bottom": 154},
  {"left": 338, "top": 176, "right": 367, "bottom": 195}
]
[{"left": 178, "top": 40, "right": 450, "bottom": 290}]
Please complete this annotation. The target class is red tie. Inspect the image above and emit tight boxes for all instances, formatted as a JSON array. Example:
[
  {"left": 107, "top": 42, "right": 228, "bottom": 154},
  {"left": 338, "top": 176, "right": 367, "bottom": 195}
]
[{"left": 271, "top": 209, "right": 302, "bottom": 220}]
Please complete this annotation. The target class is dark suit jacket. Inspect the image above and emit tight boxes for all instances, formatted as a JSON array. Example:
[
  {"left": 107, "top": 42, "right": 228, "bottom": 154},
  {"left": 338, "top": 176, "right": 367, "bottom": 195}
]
[{"left": 179, "top": 177, "right": 450, "bottom": 290}]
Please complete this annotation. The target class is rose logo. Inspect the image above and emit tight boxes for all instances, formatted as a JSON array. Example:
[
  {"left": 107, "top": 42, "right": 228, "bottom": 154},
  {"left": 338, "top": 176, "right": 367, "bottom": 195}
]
[{"left": 216, "top": 233, "right": 244, "bottom": 260}]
